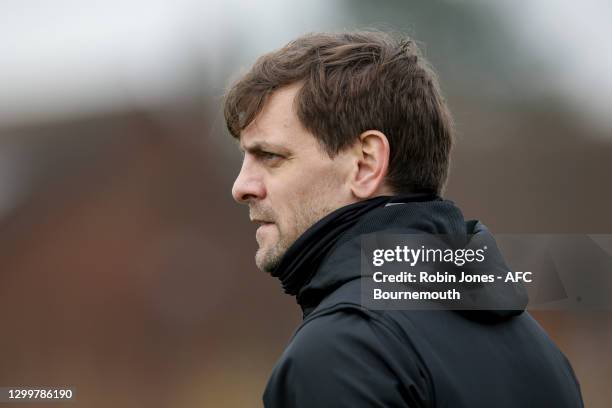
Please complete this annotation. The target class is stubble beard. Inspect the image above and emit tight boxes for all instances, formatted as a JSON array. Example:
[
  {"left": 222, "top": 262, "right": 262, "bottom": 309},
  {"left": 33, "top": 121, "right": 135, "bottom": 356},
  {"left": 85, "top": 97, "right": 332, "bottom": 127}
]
[
  {"left": 255, "top": 200, "right": 340, "bottom": 273},
  {"left": 255, "top": 238, "right": 285, "bottom": 273}
]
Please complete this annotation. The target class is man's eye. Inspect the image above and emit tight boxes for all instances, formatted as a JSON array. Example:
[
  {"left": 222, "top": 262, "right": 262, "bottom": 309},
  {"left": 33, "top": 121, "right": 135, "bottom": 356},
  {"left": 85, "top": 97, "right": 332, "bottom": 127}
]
[{"left": 258, "top": 151, "right": 282, "bottom": 161}]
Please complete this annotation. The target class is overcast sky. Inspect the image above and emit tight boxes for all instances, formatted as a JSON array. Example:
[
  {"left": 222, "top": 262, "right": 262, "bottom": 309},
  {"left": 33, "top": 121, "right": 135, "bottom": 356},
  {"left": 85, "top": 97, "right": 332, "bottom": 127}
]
[{"left": 1, "top": 0, "right": 611, "bottom": 130}]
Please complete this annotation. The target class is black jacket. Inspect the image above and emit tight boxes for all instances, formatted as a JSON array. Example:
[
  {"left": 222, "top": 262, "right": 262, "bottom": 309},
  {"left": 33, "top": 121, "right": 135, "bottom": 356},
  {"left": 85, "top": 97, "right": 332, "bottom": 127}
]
[{"left": 263, "top": 197, "right": 583, "bottom": 407}]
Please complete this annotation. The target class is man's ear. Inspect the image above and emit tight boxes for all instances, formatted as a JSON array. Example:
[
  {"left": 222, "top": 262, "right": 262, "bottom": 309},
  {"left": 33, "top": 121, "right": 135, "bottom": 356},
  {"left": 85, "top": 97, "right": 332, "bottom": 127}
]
[{"left": 349, "top": 130, "right": 392, "bottom": 199}]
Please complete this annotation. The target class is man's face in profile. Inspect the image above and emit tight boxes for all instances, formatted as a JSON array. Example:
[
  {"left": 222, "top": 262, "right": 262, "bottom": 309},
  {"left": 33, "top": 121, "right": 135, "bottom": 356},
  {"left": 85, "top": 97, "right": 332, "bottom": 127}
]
[{"left": 232, "top": 83, "right": 355, "bottom": 272}]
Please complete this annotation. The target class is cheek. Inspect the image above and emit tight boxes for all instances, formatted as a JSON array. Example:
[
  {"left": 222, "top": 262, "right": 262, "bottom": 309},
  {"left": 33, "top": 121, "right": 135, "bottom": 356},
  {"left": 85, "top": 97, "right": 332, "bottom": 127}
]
[
  {"left": 306, "top": 167, "right": 347, "bottom": 201},
  {"left": 274, "top": 190, "right": 301, "bottom": 231},
  {"left": 267, "top": 180, "right": 306, "bottom": 231},
  {"left": 267, "top": 163, "right": 348, "bottom": 231}
]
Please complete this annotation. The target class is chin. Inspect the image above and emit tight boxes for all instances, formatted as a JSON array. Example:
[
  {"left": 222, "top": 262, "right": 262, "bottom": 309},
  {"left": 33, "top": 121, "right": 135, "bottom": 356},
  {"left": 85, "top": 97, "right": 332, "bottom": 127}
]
[
  {"left": 256, "top": 253, "right": 278, "bottom": 274},
  {"left": 255, "top": 241, "right": 287, "bottom": 273}
]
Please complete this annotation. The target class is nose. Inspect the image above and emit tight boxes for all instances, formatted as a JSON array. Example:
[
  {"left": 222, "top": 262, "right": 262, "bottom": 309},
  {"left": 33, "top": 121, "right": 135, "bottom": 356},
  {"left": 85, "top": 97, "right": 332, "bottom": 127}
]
[{"left": 232, "top": 158, "right": 266, "bottom": 204}]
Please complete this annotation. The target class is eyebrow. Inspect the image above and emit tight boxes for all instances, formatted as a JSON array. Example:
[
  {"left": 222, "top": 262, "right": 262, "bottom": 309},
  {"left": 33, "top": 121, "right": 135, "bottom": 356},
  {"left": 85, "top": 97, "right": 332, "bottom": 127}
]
[{"left": 240, "top": 141, "right": 290, "bottom": 155}]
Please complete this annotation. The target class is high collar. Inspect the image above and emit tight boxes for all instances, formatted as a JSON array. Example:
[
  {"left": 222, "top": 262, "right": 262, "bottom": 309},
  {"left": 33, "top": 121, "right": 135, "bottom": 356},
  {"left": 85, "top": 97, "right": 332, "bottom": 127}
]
[
  {"left": 280, "top": 196, "right": 528, "bottom": 321},
  {"left": 270, "top": 194, "right": 443, "bottom": 308},
  {"left": 297, "top": 196, "right": 465, "bottom": 315},
  {"left": 269, "top": 196, "right": 394, "bottom": 296}
]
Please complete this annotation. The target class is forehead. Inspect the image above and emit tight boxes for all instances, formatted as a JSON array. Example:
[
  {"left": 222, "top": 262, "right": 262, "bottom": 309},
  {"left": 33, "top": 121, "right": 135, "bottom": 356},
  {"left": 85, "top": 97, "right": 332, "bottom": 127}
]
[{"left": 239, "top": 84, "right": 312, "bottom": 149}]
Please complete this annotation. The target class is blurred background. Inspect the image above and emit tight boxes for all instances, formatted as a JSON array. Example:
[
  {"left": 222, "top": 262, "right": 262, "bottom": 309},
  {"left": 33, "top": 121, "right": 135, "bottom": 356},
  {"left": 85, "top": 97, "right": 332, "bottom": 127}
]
[{"left": 1, "top": 0, "right": 611, "bottom": 406}]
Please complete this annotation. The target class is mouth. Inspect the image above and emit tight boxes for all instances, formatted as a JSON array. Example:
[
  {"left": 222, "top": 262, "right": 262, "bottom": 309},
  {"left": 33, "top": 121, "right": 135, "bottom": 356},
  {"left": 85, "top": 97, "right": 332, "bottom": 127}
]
[
  {"left": 252, "top": 219, "right": 274, "bottom": 226},
  {"left": 253, "top": 220, "right": 275, "bottom": 242},
  {"left": 252, "top": 219, "right": 275, "bottom": 233}
]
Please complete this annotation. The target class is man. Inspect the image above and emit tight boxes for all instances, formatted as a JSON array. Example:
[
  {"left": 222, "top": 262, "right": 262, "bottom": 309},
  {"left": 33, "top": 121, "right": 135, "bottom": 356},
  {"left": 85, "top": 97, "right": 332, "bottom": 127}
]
[{"left": 225, "top": 31, "right": 583, "bottom": 407}]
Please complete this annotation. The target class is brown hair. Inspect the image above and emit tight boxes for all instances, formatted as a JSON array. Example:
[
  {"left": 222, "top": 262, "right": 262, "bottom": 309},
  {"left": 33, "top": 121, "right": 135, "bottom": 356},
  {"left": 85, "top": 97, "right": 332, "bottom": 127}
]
[{"left": 224, "top": 30, "right": 453, "bottom": 195}]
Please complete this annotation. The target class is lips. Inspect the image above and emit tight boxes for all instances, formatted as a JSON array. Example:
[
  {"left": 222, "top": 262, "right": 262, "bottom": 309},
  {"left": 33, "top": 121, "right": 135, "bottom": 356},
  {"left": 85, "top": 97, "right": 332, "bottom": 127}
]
[
  {"left": 250, "top": 214, "right": 276, "bottom": 240},
  {"left": 256, "top": 222, "right": 274, "bottom": 230},
  {"left": 255, "top": 221, "right": 275, "bottom": 242},
  {"left": 252, "top": 219, "right": 273, "bottom": 225}
]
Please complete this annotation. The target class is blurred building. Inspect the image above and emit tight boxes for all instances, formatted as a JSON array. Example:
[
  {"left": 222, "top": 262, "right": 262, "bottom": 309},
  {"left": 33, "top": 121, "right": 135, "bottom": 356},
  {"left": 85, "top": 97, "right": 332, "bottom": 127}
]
[{"left": 1, "top": 1, "right": 610, "bottom": 406}]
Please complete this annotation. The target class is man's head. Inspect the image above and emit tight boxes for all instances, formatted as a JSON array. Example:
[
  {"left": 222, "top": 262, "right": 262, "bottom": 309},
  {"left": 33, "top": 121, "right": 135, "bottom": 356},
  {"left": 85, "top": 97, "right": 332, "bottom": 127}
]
[{"left": 225, "top": 30, "right": 453, "bottom": 272}]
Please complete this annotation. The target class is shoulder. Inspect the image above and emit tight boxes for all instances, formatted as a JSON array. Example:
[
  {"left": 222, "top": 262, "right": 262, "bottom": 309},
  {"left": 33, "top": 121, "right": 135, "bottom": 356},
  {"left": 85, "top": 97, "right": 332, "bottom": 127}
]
[
  {"left": 294, "top": 307, "right": 375, "bottom": 349},
  {"left": 263, "top": 307, "right": 432, "bottom": 407},
  {"left": 290, "top": 306, "right": 428, "bottom": 376}
]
